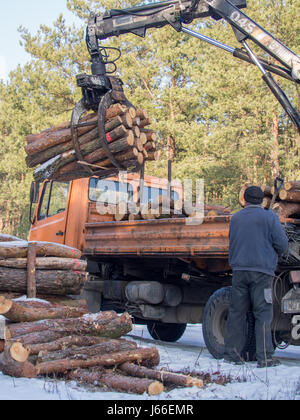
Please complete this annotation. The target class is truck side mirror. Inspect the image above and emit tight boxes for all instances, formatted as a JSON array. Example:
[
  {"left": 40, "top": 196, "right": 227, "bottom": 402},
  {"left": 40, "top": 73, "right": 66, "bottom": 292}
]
[
  {"left": 29, "top": 181, "right": 40, "bottom": 225},
  {"left": 30, "top": 181, "right": 40, "bottom": 204}
]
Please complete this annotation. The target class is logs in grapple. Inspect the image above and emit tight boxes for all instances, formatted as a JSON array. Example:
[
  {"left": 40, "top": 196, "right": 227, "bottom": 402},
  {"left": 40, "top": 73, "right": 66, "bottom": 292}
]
[{"left": 25, "top": 104, "right": 158, "bottom": 182}]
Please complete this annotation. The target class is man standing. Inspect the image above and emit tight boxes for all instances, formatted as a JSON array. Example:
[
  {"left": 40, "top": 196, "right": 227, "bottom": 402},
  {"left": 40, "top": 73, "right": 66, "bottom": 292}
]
[{"left": 224, "top": 186, "right": 289, "bottom": 368}]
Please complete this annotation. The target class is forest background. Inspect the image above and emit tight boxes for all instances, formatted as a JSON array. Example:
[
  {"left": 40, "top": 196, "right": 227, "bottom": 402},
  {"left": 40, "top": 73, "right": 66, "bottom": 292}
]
[{"left": 0, "top": 0, "right": 299, "bottom": 238}]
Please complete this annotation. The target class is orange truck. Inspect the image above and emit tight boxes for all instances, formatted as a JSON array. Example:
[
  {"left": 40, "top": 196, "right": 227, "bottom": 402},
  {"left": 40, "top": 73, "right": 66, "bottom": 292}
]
[{"left": 28, "top": 174, "right": 300, "bottom": 360}]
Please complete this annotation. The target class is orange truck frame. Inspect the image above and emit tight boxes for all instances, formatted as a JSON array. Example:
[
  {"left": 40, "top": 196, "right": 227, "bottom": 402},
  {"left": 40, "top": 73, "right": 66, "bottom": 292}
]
[{"left": 28, "top": 174, "right": 300, "bottom": 360}]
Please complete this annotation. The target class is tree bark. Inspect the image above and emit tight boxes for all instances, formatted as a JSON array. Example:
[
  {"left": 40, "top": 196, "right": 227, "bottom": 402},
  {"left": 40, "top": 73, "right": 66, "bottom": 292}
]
[
  {"left": 0, "top": 343, "right": 37, "bottom": 378},
  {"left": 68, "top": 368, "right": 164, "bottom": 395},
  {"left": 0, "top": 257, "right": 87, "bottom": 271},
  {"left": 0, "top": 234, "right": 23, "bottom": 242},
  {"left": 0, "top": 241, "right": 82, "bottom": 259},
  {"left": 37, "top": 339, "right": 137, "bottom": 363},
  {"left": 0, "top": 268, "right": 87, "bottom": 295},
  {"left": 25, "top": 121, "right": 97, "bottom": 156},
  {"left": 56, "top": 132, "right": 135, "bottom": 176},
  {"left": 284, "top": 181, "right": 300, "bottom": 191},
  {"left": 0, "top": 296, "right": 88, "bottom": 323},
  {"left": 6, "top": 311, "right": 132, "bottom": 340},
  {"left": 238, "top": 183, "right": 251, "bottom": 207},
  {"left": 119, "top": 362, "right": 203, "bottom": 388},
  {"left": 272, "top": 202, "right": 300, "bottom": 218},
  {"left": 36, "top": 346, "right": 159, "bottom": 375},
  {"left": 279, "top": 189, "right": 300, "bottom": 202},
  {"left": 26, "top": 336, "right": 110, "bottom": 355}
]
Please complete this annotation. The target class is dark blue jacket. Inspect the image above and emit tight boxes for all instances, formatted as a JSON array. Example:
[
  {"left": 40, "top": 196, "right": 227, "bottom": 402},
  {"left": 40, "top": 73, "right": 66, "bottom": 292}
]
[{"left": 229, "top": 205, "right": 289, "bottom": 276}]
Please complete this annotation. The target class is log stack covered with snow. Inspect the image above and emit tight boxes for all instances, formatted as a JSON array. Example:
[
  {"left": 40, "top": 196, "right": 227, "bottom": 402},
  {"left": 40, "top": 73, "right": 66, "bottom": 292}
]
[
  {"left": 0, "top": 297, "right": 203, "bottom": 395},
  {"left": 24, "top": 105, "right": 158, "bottom": 183}
]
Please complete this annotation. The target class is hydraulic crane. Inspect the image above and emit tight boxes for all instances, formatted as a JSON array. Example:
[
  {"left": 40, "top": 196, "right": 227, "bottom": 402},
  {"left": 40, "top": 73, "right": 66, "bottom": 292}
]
[{"left": 71, "top": 0, "right": 300, "bottom": 147}]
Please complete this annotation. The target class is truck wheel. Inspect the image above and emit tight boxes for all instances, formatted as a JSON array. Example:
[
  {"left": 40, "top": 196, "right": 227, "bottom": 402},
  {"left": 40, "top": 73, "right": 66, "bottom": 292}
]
[
  {"left": 147, "top": 322, "right": 187, "bottom": 342},
  {"left": 202, "top": 287, "right": 256, "bottom": 361}
]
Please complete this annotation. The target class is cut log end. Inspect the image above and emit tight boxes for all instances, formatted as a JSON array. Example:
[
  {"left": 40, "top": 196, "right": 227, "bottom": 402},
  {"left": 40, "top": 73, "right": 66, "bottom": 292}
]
[
  {"left": 10, "top": 342, "right": 29, "bottom": 363},
  {"left": 0, "top": 297, "right": 12, "bottom": 314},
  {"left": 147, "top": 380, "right": 164, "bottom": 396}
]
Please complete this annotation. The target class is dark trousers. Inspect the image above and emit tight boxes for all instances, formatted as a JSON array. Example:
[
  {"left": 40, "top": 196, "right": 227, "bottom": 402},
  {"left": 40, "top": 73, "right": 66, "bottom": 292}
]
[{"left": 224, "top": 271, "right": 274, "bottom": 363}]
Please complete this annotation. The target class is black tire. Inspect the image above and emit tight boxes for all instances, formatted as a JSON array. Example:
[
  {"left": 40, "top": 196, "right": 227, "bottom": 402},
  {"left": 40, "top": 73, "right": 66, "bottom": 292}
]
[
  {"left": 147, "top": 322, "right": 187, "bottom": 343},
  {"left": 202, "top": 287, "right": 256, "bottom": 361}
]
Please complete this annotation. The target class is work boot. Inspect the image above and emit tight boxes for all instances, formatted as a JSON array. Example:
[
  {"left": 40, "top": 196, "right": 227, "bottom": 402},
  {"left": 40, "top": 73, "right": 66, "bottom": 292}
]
[{"left": 257, "top": 358, "right": 281, "bottom": 369}]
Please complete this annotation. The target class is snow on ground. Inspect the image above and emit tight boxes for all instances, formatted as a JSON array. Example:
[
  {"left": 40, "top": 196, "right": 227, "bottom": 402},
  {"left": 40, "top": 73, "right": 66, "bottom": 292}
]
[{"left": 0, "top": 324, "right": 300, "bottom": 400}]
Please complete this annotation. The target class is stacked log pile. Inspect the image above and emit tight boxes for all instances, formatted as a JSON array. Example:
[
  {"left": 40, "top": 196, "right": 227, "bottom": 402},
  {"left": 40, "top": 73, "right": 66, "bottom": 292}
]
[
  {"left": 25, "top": 105, "right": 158, "bottom": 183},
  {"left": 239, "top": 181, "right": 300, "bottom": 219},
  {"left": 114, "top": 196, "right": 231, "bottom": 222},
  {"left": 0, "top": 298, "right": 203, "bottom": 395},
  {"left": 0, "top": 236, "right": 87, "bottom": 296}
]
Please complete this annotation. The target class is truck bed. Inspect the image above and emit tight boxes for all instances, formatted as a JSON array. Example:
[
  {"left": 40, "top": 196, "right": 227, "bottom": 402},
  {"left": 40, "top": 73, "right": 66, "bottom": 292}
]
[{"left": 84, "top": 215, "right": 231, "bottom": 258}]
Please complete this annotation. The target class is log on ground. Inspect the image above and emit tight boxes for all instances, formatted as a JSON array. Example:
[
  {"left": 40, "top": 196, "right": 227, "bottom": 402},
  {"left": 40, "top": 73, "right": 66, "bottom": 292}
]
[
  {"left": 0, "top": 296, "right": 88, "bottom": 323},
  {"left": 37, "top": 339, "right": 137, "bottom": 363},
  {"left": 26, "top": 336, "right": 111, "bottom": 355},
  {"left": 6, "top": 311, "right": 132, "bottom": 340},
  {"left": 0, "top": 343, "right": 36, "bottom": 378},
  {"left": 36, "top": 346, "right": 160, "bottom": 375},
  {"left": 68, "top": 368, "right": 164, "bottom": 395},
  {"left": 119, "top": 362, "right": 203, "bottom": 388}
]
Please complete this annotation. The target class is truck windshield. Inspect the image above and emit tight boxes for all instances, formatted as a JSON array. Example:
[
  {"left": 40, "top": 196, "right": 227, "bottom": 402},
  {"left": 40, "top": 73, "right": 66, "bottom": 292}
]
[{"left": 89, "top": 178, "right": 133, "bottom": 204}]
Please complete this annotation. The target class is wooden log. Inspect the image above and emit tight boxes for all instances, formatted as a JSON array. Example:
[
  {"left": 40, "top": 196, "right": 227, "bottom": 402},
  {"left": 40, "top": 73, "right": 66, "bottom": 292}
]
[
  {"left": 0, "top": 257, "right": 87, "bottom": 271},
  {"left": 26, "top": 127, "right": 97, "bottom": 168},
  {"left": 0, "top": 296, "right": 88, "bottom": 323},
  {"left": 139, "top": 118, "right": 153, "bottom": 128},
  {"left": 114, "top": 201, "right": 128, "bottom": 222},
  {"left": 105, "top": 104, "right": 127, "bottom": 120},
  {"left": 141, "top": 129, "right": 157, "bottom": 142},
  {"left": 119, "top": 362, "right": 204, "bottom": 388},
  {"left": 262, "top": 196, "right": 271, "bottom": 209},
  {"left": 272, "top": 202, "right": 300, "bottom": 218},
  {"left": 68, "top": 368, "right": 164, "bottom": 396},
  {"left": 132, "top": 126, "right": 140, "bottom": 139},
  {"left": 26, "top": 113, "right": 97, "bottom": 144},
  {"left": 204, "top": 204, "right": 231, "bottom": 214},
  {"left": 0, "top": 268, "right": 87, "bottom": 295},
  {"left": 261, "top": 185, "right": 273, "bottom": 197},
  {"left": 279, "top": 189, "right": 300, "bottom": 202},
  {"left": 25, "top": 122, "right": 97, "bottom": 156},
  {"left": 136, "top": 109, "right": 148, "bottom": 120},
  {"left": 55, "top": 132, "right": 135, "bottom": 176},
  {"left": 6, "top": 311, "right": 132, "bottom": 340},
  {"left": 0, "top": 241, "right": 82, "bottom": 259},
  {"left": 26, "top": 336, "right": 110, "bottom": 355},
  {"left": 283, "top": 181, "right": 300, "bottom": 191},
  {"left": 139, "top": 132, "right": 147, "bottom": 146},
  {"left": 36, "top": 346, "right": 159, "bottom": 375},
  {"left": 0, "top": 343, "right": 37, "bottom": 378},
  {"left": 27, "top": 242, "right": 37, "bottom": 299},
  {"left": 37, "top": 339, "right": 137, "bottom": 363},
  {"left": 238, "top": 183, "right": 251, "bottom": 207},
  {"left": 0, "top": 234, "right": 23, "bottom": 242}
]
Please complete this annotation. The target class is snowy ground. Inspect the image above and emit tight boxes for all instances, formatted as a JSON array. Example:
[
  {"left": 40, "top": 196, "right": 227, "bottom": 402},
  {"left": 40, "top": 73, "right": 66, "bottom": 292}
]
[{"left": 0, "top": 324, "right": 300, "bottom": 400}]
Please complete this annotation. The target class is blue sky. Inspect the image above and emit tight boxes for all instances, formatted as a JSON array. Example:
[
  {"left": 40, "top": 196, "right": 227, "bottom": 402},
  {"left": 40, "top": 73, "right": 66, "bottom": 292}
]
[{"left": 0, "top": 0, "right": 82, "bottom": 80}]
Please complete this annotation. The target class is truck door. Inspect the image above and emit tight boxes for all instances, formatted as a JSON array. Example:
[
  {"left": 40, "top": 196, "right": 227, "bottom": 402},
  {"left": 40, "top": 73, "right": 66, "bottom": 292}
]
[{"left": 29, "top": 181, "right": 70, "bottom": 244}]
